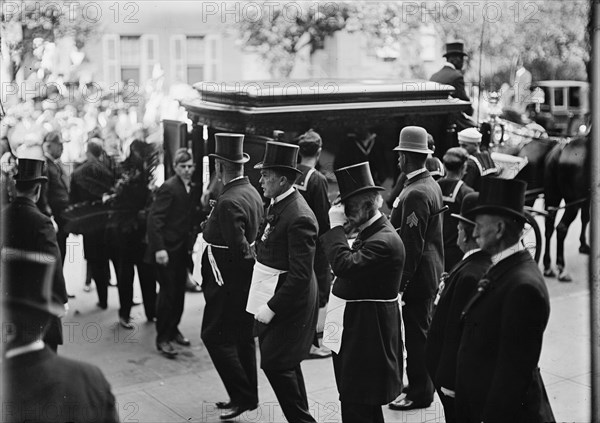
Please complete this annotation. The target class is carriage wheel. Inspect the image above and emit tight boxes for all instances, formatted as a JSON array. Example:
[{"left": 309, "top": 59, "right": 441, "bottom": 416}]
[{"left": 521, "top": 210, "right": 542, "bottom": 264}]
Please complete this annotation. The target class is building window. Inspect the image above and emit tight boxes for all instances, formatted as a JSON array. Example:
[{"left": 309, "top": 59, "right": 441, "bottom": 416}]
[
  {"left": 120, "top": 36, "right": 141, "bottom": 83},
  {"left": 187, "top": 36, "right": 205, "bottom": 84}
]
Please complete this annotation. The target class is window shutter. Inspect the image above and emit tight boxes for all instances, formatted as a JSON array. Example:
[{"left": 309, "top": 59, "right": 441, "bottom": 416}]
[
  {"left": 170, "top": 35, "right": 187, "bottom": 83},
  {"left": 204, "top": 34, "right": 222, "bottom": 81},
  {"left": 141, "top": 34, "right": 159, "bottom": 82},
  {"left": 102, "top": 34, "right": 120, "bottom": 86}
]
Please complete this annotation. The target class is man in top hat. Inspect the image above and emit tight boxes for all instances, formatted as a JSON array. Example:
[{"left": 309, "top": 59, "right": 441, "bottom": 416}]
[
  {"left": 250, "top": 141, "right": 319, "bottom": 423},
  {"left": 1, "top": 247, "right": 119, "bottom": 423},
  {"left": 199, "top": 133, "right": 264, "bottom": 420},
  {"left": 458, "top": 128, "right": 498, "bottom": 192},
  {"left": 294, "top": 129, "right": 332, "bottom": 359},
  {"left": 389, "top": 126, "right": 444, "bottom": 411},
  {"left": 321, "top": 161, "right": 405, "bottom": 423},
  {"left": 1, "top": 158, "right": 68, "bottom": 352},
  {"left": 455, "top": 177, "right": 555, "bottom": 423},
  {"left": 147, "top": 148, "right": 199, "bottom": 358},
  {"left": 438, "top": 147, "right": 475, "bottom": 271},
  {"left": 430, "top": 41, "right": 474, "bottom": 117},
  {"left": 425, "top": 192, "right": 492, "bottom": 423}
]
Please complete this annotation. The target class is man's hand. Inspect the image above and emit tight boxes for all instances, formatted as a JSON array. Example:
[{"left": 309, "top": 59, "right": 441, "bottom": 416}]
[
  {"left": 255, "top": 304, "right": 276, "bottom": 324},
  {"left": 155, "top": 250, "right": 169, "bottom": 266},
  {"left": 328, "top": 203, "right": 347, "bottom": 228}
]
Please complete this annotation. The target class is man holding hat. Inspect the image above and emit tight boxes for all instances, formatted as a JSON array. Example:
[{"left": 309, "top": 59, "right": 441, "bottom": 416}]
[
  {"left": 425, "top": 192, "right": 492, "bottom": 423},
  {"left": 455, "top": 177, "right": 555, "bottom": 423},
  {"left": 1, "top": 158, "right": 68, "bottom": 352},
  {"left": 199, "top": 133, "right": 264, "bottom": 420},
  {"left": 250, "top": 141, "right": 319, "bottom": 423},
  {"left": 1, "top": 247, "right": 119, "bottom": 423},
  {"left": 389, "top": 126, "right": 444, "bottom": 411},
  {"left": 321, "top": 161, "right": 405, "bottom": 423},
  {"left": 458, "top": 127, "right": 498, "bottom": 192},
  {"left": 430, "top": 41, "right": 474, "bottom": 117}
]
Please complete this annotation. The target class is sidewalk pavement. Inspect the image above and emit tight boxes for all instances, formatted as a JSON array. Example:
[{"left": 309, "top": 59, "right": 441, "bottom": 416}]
[{"left": 60, "top": 232, "right": 592, "bottom": 423}]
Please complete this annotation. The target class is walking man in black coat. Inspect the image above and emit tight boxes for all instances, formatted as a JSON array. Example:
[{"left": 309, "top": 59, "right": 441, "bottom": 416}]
[
  {"left": 1, "top": 158, "right": 68, "bottom": 352},
  {"left": 389, "top": 126, "right": 444, "bottom": 411},
  {"left": 147, "top": 148, "right": 197, "bottom": 358},
  {"left": 456, "top": 177, "right": 555, "bottom": 422},
  {"left": 321, "top": 162, "right": 405, "bottom": 423},
  {"left": 249, "top": 141, "right": 319, "bottom": 423},
  {"left": 200, "top": 134, "right": 264, "bottom": 420},
  {"left": 425, "top": 192, "right": 491, "bottom": 423}
]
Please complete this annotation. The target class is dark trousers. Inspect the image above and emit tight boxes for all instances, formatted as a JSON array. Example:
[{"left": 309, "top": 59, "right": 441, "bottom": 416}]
[
  {"left": 56, "top": 227, "right": 68, "bottom": 265},
  {"left": 155, "top": 247, "right": 187, "bottom": 344},
  {"left": 341, "top": 402, "right": 384, "bottom": 423},
  {"left": 314, "top": 241, "right": 332, "bottom": 308},
  {"left": 264, "top": 365, "right": 316, "bottom": 423},
  {"left": 403, "top": 297, "right": 435, "bottom": 404},
  {"left": 204, "top": 338, "right": 258, "bottom": 407},
  {"left": 436, "top": 388, "right": 456, "bottom": 423},
  {"left": 88, "top": 259, "right": 110, "bottom": 307}
]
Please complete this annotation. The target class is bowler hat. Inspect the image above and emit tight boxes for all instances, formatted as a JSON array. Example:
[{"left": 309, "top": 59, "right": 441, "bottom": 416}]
[
  {"left": 458, "top": 128, "right": 482, "bottom": 144},
  {"left": 335, "top": 162, "right": 385, "bottom": 202},
  {"left": 466, "top": 177, "right": 527, "bottom": 223},
  {"left": 443, "top": 41, "right": 468, "bottom": 57},
  {"left": 394, "top": 126, "right": 433, "bottom": 154},
  {"left": 254, "top": 141, "right": 301, "bottom": 174},
  {"left": 1, "top": 247, "right": 64, "bottom": 316},
  {"left": 13, "top": 158, "right": 47, "bottom": 183},
  {"left": 451, "top": 192, "right": 479, "bottom": 226},
  {"left": 209, "top": 133, "right": 250, "bottom": 164}
]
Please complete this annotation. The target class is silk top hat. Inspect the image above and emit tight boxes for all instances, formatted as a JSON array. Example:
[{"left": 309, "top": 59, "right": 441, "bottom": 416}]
[
  {"left": 254, "top": 141, "right": 301, "bottom": 174},
  {"left": 394, "top": 126, "right": 434, "bottom": 154},
  {"left": 1, "top": 247, "right": 63, "bottom": 316},
  {"left": 451, "top": 192, "right": 479, "bottom": 226},
  {"left": 335, "top": 162, "right": 385, "bottom": 202},
  {"left": 458, "top": 128, "right": 482, "bottom": 144},
  {"left": 466, "top": 177, "right": 527, "bottom": 223},
  {"left": 209, "top": 133, "right": 250, "bottom": 164},
  {"left": 13, "top": 158, "right": 47, "bottom": 183},
  {"left": 443, "top": 41, "right": 467, "bottom": 57}
]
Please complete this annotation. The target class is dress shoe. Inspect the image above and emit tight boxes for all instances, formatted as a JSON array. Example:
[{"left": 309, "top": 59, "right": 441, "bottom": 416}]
[
  {"left": 119, "top": 316, "right": 134, "bottom": 330},
  {"left": 156, "top": 341, "right": 178, "bottom": 358},
  {"left": 97, "top": 302, "right": 108, "bottom": 310},
  {"left": 220, "top": 404, "right": 257, "bottom": 420},
  {"left": 215, "top": 401, "right": 232, "bottom": 409},
  {"left": 173, "top": 333, "right": 191, "bottom": 346},
  {"left": 308, "top": 344, "right": 332, "bottom": 359},
  {"left": 388, "top": 398, "right": 431, "bottom": 411}
]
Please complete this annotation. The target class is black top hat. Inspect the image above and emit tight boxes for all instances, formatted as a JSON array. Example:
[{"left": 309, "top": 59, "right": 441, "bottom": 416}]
[
  {"left": 335, "top": 162, "right": 385, "bottom": 202},
  {"left": 254, "top": 141, "right": 301, "bottom": 174},
  {"left": 451, "top": 192, "right": 479, "bottom": 225},
  {"left": 1, "top": 247, "right": 63, "bottom": 316},
  {"left": 209, "top": 133, "right": 250, "bottom": 164},
  {"left": 466, "top": 177, "right": 527, "bottom": 223},
  {"left": 13, "top": 158, "right": 48, "bottom": 183},
  {"left": 443, "top": 41, "right": 467, "bottom": 57}
]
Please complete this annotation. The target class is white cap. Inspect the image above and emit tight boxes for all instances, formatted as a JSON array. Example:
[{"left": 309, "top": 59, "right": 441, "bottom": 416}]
[{"left": 458, "top": 128, "right": 482, "bottom": 144}]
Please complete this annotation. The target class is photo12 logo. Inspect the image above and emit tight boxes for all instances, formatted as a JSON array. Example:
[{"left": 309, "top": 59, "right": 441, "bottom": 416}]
[{"left": 1, "top": 1, "right": 139, "bottom": 24}]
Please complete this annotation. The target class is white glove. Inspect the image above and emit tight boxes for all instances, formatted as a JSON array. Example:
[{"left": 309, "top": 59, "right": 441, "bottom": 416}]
[{"left": 328, "top": 203, "right": 347, "bottom": 228}]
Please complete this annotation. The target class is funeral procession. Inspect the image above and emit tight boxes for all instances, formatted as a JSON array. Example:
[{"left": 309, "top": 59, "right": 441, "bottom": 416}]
[{"left": 1, "top": 1, "right": 599, "bottom": 422}]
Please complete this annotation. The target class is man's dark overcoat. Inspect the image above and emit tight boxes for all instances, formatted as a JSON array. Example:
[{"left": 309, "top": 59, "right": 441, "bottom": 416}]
[
  {"left": 321, "top": 215, "right": 405, "bottom": 405},
  {"left": 255, "top": 190, "right": 319, "bottom": 370},
  {"left": 430, "top": 65, "right": 474, "bottom": 116},
  {"left": 1, "top": 197, "right": 68, "bottom": 346},
  {"left": 201, "top": 177, "right": 264, "bottom": 343},
  {"left": 456, "top": 250, "right": 555, "bottom": 423}
]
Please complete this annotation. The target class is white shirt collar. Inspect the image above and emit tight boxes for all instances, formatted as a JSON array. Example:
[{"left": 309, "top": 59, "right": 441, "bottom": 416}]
[
  {"left": 226, "top": 175, "right": 245, "bottom": 186},
  {"left": 443, "top": 61, "right": 456, "bottom": 70},
  {"left": 462, "top": 247, "right": 481, "bottom": 260},
  {"left": 4, "top": 340, "right": 45, "bottom": 359},
  {"left": 358, "top": 210, "right": 382, "bottom": 233},
  {"left": 490, "top": 242, "right": 526, "bottom": 266},
  {"left": 272, "top": 186, "right": 295, "bottom": 205},
  {"left": 406, "top": 167, "right": 427, "bottom": 180}
]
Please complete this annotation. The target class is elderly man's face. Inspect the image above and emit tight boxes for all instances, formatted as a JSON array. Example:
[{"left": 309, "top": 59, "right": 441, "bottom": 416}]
[
  {"left": 259, "top": 169, "right": 285, "bottom": 199},
  {"left": 344, "top": 197, "right": 369, "bottom": 228},
  {"left": 473, "top": 214, "right": 504, "bottom": 253}
]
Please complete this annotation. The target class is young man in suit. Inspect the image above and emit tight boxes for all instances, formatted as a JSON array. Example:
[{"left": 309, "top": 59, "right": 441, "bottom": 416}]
[
  {"left": 321, "top": 162, "right": 405, "bottom": 423},
  {"left": 1, "top": 247, "right": 118, "bottom": 423},
  {"left": 1, "top": 158, "right": 68, "bottom": 352},
  {"left": 250, "top": 141, "right": 319, "bottom": 423},
  {"left": 425, "top": 192, "right": 492, "bottom": 423},
  {"left": 200, "top": 134, "right": 264, "bottom": 420},
  {"left": 389, "top": 126, "right": 444, "bottom": 411},
  {"left": 147, "top": 148, "right": 197, "bottom": 358},
  {"left": 456, "top": 178, "right": 555, "bottom": 423}
]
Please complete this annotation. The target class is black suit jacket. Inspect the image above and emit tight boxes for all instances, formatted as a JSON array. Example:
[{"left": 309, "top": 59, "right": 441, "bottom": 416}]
[
  {"left": 3, "top": 346, "right": 119, "bottom": 423},
  {"left": 38, "top": 155, "right": 70, "bottom": 223},
  {"left": 255, "top": 190, "right": 319, "bottom": 370},
  {"left": 426, "top": 249, "right": 491, "bottom": 392},
  {"left": 430, "top": 65, "right": 474, "bottom": 116},
  {"left": 456, "top": 251, "right": 555, "bottom": 423},
  {"left": 321, "top": 215, "right": 405, "bottom": 405},
  {"left": 1, "top": 197, "right": 68, "bottom": 345}
]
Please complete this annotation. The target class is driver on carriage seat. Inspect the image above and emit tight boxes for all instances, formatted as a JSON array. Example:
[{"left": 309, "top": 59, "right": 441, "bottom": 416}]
[{"left": 458, "top": 128, "right": 498, "bottom": 192}]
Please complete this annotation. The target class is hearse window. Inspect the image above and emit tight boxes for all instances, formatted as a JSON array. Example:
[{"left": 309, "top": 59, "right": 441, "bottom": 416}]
[
  {"left": 554, "top": 88, "right": 565, "bottom": 107},
  {"left": 569, "top": 87, "right": 581, "bottom": 108}
]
